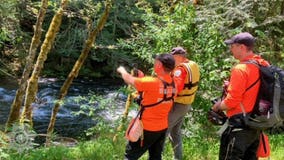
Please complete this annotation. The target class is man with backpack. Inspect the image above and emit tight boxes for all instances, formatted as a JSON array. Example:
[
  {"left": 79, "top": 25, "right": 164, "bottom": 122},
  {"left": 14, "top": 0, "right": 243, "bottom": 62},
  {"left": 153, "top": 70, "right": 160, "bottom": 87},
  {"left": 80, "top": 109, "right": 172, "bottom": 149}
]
[
  {"left": 167, "top": 47, "right": 200, "bottom": 160},
  {"left": 211, "top": 32, "right": 270, "bottom": 160}
]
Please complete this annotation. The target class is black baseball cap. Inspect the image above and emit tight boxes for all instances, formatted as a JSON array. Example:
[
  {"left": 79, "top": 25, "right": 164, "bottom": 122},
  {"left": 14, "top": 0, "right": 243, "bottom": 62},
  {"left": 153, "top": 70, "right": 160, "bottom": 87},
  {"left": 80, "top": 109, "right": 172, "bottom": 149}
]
[
  {"left": 154, "top": 53, "right": 175, "bottom": 72},
  {"left": 224, "top": 32, "right": 256, "bottom": 47}
]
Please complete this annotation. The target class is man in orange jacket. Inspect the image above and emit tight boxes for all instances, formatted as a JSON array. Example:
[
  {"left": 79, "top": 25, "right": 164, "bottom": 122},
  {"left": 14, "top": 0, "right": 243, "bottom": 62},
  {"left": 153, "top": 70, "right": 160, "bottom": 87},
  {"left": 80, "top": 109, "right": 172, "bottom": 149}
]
[
  {"left": 117, "top": 53, "right": 180, "bottom": 160},
  {"left": 212, "top": 32, "right": 270, "bottom": 160},
  {"left": 167, "top": 47, "right": 200, "bottom": 160}
]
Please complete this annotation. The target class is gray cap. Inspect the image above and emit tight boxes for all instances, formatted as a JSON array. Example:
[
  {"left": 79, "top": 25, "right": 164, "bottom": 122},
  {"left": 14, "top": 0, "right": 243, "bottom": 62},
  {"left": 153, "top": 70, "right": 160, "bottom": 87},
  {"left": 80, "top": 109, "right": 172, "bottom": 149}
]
[
  {"left": 170, "top": 47, "right": 186, "bottom": 55},
  {"left": 224, "top": 32, "right": 255, "bottom": 47}
]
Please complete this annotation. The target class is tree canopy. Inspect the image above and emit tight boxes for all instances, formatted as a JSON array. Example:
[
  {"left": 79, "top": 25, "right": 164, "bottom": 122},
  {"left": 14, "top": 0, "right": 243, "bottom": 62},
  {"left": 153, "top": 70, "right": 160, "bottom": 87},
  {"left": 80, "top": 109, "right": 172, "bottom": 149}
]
[{"left": 0, "top": 0, "right": 283, "bottom": 97}]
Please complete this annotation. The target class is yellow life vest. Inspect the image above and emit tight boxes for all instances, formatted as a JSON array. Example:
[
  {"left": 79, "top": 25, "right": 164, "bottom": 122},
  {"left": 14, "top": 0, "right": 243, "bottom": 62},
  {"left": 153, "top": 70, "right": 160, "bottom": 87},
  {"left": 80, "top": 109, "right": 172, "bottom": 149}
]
[{"left": 175, "top": 61, "right": 200, "bottom": 104}]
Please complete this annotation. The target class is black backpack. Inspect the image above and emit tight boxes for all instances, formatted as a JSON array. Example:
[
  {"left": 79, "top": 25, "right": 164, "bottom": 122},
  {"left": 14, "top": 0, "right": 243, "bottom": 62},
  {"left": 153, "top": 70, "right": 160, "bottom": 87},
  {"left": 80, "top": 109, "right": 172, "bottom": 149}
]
[{"left": 242, "top": 61, "right": 284, "bottom": 130}]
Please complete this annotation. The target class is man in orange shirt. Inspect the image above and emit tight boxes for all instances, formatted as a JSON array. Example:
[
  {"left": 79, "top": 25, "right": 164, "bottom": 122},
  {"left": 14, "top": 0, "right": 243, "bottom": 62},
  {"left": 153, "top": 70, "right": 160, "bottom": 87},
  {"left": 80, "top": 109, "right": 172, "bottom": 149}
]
[
  {"left": 117, "top": 53, "right": 180, "bottom": 160},
  {"left": 212, "top": 32, "right": 269, "bottom": 160}
]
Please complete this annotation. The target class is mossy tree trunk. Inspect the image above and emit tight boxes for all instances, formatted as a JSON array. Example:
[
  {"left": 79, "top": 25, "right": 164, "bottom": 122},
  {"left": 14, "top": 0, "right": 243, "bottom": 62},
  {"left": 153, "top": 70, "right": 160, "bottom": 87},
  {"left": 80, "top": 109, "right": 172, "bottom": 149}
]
[
  {"left": 21, "top": 0, "right": 68, "bottom": 125},
  {"left": 45, "top": 0, "right": 111, "bottom": 145},
  {"left": 5, "top": 0, "right": 49, "bottom": 132}
]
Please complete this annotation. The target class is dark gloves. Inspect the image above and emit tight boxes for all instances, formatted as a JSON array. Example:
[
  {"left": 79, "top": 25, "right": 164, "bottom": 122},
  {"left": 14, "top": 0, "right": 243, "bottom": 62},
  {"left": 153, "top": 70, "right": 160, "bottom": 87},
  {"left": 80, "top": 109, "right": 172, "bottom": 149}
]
[{"left": 207, "top": 109, "right": 228, "bottom": 125}]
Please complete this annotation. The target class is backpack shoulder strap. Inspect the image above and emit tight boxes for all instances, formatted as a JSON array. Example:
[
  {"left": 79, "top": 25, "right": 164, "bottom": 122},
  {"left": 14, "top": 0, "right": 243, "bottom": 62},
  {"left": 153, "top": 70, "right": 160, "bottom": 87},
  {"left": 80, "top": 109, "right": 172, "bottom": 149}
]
[
  {"left": 242, "top": 60, "right": 261, "bottom": 92},
  {"left": 141, "top": 77, "right": 175, "bottom": 108},
  {"left": 239, "top": 60, "right": 260, "bottom": 116}
]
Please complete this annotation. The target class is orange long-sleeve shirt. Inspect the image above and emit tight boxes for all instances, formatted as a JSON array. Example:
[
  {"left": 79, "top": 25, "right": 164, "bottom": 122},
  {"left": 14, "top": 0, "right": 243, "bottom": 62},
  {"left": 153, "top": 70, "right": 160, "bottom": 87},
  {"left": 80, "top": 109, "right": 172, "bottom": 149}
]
[
  {"left": 224, "top": 54, "right": 269, "bottom": 117},
  {"left": 172, "top": 65, "right": 187, "bottom": 93}
]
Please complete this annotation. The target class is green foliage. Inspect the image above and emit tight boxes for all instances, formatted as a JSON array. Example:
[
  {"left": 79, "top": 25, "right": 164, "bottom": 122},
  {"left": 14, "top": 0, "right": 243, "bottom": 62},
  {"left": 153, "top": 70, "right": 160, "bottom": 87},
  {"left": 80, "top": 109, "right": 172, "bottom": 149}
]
[
  {"left": 192, "top": 22, "right": 232, "bottom": 99},
  {"left": 10, "top": 146, "right": 72, "bottom": 160},
  {"left": 5, "top": 122, "right": 284, "bottom": 159},
  {"left": 54, "top": 21, "right": 87, "bottom": 59},
  {"left": 118, "top": 0, "right": 284, "bottom": 99},
  {"left": 118, "top": 1, "right": 196, "bottom": 64},
  {"left": 2, "top": 1, "right": 284, "bottom": 158},
  {"left": 0, "top": 0, "right": 18, "bottom": 26},
  {"left": 3, "top": 88, "right": 284, "bottom": 160},
  {"left": 71, "top": 92, "right": 121, "bottom": 138},
  {"left": 199, "top": 0, "right": 284, "bottom": 67},
  {"left": 0, "top": 133, "right": 9, "bottom": 160},
  {"left": 0, "top": 123, "right": 40, "bottom": 159},
  {"left": 0, "top": 148, "right": 9, "bottom": 160},
  {"left": 180, "top": 95, "right": 220, "bottom": 160},
  {"left": 1, "top": 0, "right": 283, "bottom": 80},
  {"left": 118, "top": 1, "right": 232, "bottom": 99},
  {"left": 269, "top": 134, "right": 284, "bottom": 159},
  {"left": 0, "top": 28, "right": 9, "bottom": 48},
  {"left": 0, "top": 0, "right": 19, "bottom": 47},
  {"left": 39, "top": 0, "right": 146, "bottom": 78}
]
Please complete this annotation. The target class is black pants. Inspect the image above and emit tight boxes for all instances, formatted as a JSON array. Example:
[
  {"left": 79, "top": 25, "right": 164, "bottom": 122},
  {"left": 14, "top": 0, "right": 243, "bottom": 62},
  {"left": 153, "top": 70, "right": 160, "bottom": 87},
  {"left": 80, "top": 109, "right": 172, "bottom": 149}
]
[
  {"left": 219, "top": 127, "right": 260, "bottom": 160},
  {"left": 124, "top": 129, "right": 167, "bottom": 160}
]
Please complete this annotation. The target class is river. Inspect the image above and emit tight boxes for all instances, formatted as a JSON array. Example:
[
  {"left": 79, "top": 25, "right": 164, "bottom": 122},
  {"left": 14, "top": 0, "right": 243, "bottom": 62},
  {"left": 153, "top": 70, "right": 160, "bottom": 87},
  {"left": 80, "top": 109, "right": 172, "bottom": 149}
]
[{"left": 0, "top": 78, "right": 129, "bottom": 138}]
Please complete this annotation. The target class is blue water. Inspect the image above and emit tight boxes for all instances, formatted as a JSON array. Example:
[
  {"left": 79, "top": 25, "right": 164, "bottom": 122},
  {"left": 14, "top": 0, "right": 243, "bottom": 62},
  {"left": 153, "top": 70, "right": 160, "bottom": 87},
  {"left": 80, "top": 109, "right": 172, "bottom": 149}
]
[{"left": 0, "top": 78, "right": 126, "bottom": 137}]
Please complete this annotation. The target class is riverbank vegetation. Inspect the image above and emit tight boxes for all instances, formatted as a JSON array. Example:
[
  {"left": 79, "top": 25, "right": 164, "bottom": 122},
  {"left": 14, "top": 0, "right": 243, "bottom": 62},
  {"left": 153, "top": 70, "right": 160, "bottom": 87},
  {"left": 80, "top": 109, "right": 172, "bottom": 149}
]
[
  {"left": 1, "top": 0, "right": 284, "bottom": 159},
  {"left": 3, "top": 135, "right": 284, "bottom": 160},
  {"left": 2, "top": 96, "right": 284, "bottom": 159},
  {"left": 1, "top": 93, "right": 284, "bottom": 159}
]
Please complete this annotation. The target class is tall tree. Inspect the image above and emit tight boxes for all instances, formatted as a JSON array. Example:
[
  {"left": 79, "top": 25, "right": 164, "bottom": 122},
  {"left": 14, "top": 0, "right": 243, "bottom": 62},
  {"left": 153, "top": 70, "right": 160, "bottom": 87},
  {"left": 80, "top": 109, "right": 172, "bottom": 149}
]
[
  {"left": 5, "top": 0, "right": 49, "bottom": 131},
  {"left": 45, "top": 0, "right": 112, "bottom": 145},
  {"left": 21, "top": 0, "right": 68, "bottom": 125}
]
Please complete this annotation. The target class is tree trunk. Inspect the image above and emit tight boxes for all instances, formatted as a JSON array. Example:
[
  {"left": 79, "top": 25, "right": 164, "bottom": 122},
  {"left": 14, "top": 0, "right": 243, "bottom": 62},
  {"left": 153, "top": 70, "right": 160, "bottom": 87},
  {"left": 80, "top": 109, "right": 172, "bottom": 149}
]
[
  {"left": 21, "top": 0, "right": 68, "bottom": 125},
  {"left": 5, "top": 0, "right": 49, "bottom": 132},
  {"left": 45, "top": 0, "right": 111, "bottom": 146}
]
